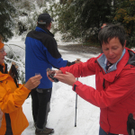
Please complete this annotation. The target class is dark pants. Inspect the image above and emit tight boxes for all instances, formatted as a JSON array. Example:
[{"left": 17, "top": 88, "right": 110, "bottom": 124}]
[
  {"left": 99, "top": 127, "right": 118, "bottom": 135},
  {"left": 30, "top": 88, "right": 52, "bottom": 129}
]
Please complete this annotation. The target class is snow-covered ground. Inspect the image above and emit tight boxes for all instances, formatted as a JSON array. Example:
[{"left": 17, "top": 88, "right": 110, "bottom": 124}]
[{"left": 7, "top": 36, "right": 100, "bottom": 135}]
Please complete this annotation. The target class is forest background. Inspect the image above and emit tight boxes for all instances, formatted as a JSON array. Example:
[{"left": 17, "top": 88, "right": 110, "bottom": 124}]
[
  {"left": 0, "top": 0, "right": 135, "bottom": 83},
  {"left": 1, "top": 0, "right": 135, "bottom": 47},
  {"left": 1, "top": 1, "right": 134, "bottom": 134}
]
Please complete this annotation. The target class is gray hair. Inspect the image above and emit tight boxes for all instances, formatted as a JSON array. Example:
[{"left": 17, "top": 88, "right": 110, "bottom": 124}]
[{"left": 98, "top": 24, "right": 127, "bottom": 47}]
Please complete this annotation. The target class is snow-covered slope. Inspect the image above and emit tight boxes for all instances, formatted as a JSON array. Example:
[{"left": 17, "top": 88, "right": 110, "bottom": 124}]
[{"left": 7, "top": 37, "right": 100, "bottom": 135}]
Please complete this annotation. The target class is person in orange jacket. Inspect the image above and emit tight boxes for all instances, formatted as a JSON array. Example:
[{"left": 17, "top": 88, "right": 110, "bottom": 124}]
[
  {"left": 0, "top": 39, "right": 42, "bottom": 135},
  {"left": 47, "top": 24, "right": 135, "bottom": 135}
]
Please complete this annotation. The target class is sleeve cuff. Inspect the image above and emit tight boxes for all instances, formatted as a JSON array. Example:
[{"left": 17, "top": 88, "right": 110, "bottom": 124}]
[
  {"left": 72, "top": 81, "right": 82, "bottom": 91},
  {"left": 18, "top": 84, "right": 31, "bottom": 94},
  {"left": 60, "top": 67, "right": 65, "bottom": 74}
]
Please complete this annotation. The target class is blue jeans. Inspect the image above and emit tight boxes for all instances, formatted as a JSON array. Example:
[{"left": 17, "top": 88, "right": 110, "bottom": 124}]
[{"left": 99, "top": 127, "right": 118, "bottom": 135}]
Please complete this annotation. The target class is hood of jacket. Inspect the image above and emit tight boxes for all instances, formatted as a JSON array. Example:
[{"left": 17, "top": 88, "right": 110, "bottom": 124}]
[{"left": 127, "top": 49, "right": 135, "bottom": 66}]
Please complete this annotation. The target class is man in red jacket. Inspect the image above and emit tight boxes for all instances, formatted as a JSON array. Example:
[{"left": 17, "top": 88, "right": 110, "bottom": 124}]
[{"left": 47, "top": 24, "right": 135, "bottom": 135}]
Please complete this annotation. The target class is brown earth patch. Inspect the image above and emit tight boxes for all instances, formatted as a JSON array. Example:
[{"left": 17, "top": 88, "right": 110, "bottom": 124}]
[{"left": 58, "top": 44, "right": 102, "bottom": 54}]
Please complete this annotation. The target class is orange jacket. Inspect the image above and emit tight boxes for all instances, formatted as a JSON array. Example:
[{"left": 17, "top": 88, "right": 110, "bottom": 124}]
[{"left": 0, "top": 69, "right": 30, "bottom": 135}]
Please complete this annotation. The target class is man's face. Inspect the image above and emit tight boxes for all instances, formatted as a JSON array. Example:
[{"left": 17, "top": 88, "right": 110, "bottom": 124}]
[{"left": 102, "top": 37, "right": 125, "bottom": 64}]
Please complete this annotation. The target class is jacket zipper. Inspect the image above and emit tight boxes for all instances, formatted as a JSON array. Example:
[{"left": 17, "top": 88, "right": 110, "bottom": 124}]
[{"left": 95, "top": 60, "right": 106, "bottom": 89}]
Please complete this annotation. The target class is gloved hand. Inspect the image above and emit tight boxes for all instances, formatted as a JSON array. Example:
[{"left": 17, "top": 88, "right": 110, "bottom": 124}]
[{"left": 127, "top": 113, "right": 135, "bottom": 135}]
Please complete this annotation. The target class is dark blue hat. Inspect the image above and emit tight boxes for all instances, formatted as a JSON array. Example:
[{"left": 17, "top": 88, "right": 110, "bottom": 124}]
[{"left": 38, "top": 13, "right": 53, "bottom": 24}]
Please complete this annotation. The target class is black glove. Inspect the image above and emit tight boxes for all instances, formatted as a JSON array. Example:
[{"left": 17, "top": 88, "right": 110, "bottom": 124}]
[{"left": 127, "top": 113, "right": 135, "bottom": 135}]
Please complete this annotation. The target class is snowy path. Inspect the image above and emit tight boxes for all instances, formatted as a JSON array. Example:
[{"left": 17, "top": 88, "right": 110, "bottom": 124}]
[{"left": 22, "top": 49, "right": 100, "bottom": 135}]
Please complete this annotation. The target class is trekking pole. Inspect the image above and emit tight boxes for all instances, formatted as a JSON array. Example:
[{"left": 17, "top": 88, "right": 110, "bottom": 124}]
[
  {"left": 74, "top": 58, "right": 81, "bottom": 127},
  {"left": 74, "top": 78, "right": 78, "bottom": 127}
]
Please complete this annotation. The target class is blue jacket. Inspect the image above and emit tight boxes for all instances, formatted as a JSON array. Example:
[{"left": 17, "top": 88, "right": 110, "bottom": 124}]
[{"left": 25, "top": 26, "right": 74, "bottom": 89}]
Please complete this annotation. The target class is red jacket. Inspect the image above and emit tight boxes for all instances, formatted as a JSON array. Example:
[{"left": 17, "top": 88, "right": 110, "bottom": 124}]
[{"left": 60, "top": 48, "right": 135, "bottom": 134}]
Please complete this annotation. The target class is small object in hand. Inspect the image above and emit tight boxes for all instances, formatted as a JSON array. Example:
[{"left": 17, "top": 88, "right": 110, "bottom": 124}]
[
  {"left": 48, "top": 72, "right": 59, "bottom": 82},
  {"left": 47, "top": 68, "right": 59, "bottom": 82},
  {"left": 77, "top": 58, "right": 80, "bottom": 61},
  {"left": 76, "top": 58, "right": 81, "bottom": 63}
]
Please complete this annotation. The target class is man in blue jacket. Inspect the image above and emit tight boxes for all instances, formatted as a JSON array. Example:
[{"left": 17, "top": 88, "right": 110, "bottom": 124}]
[{"left": 25, "top": 13, "right": 79, "bottom": 135}]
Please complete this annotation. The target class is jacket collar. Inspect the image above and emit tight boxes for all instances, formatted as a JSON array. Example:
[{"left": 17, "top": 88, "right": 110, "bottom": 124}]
[
  {"left": 126, "top": 49, "right": 135, "bottom": 66},
  {"left": 97, "top": 49, "right": 126, "bottom": 73},
  {"left": 35, "top": 26, "right": 54, "bottom": 37},
  {"left": 97, "top": 48, "right": 129, "bottom": 82}
]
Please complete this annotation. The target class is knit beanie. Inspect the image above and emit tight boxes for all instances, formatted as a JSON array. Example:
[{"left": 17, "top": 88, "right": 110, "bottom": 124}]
[{"left": 0, "top": 40, "right": 4, "bottom": 49}]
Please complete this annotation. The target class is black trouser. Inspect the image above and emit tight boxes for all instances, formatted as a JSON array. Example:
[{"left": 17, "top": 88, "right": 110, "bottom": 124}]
[{"left": 30, "top": 88, "right": 52, "bottom": 129}]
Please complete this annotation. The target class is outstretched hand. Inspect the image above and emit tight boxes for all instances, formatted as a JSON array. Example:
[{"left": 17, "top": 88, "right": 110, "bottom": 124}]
[
  {"left": 75, "top": 58, "right": 81, "bottom": 64},
  {"left": 47, "top": 69, "right": 62, "bottom": 82},
  {"left": 24, "top": 74, "right": 42, "bottom": 90},
  {"left": 54, "top": 71, "right": 77, "bottom": 86},
  {"left": 47, "top": 70, "right": 77, "bottom": 86}
]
